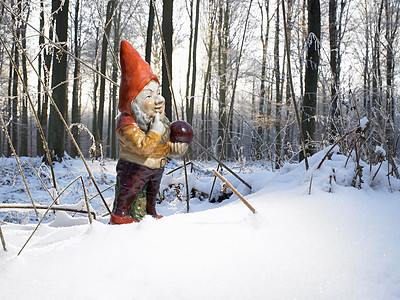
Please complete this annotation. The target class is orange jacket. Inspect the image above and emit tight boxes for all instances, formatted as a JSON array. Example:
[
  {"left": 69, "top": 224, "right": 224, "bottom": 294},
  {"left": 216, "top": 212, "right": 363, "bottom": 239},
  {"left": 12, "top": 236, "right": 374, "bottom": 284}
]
[{"left": 116, "top": 114, "right": 170, "bottom": 169}]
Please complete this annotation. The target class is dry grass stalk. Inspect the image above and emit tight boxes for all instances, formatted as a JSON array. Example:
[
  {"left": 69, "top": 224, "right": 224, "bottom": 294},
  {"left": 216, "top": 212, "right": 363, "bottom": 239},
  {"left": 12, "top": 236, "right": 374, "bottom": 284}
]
[
  {"left": 80, "top": 177, "right": 93, "bottom": 224},
  {"left": 18, "top": 176, "right": 92, "bottom": 256}
]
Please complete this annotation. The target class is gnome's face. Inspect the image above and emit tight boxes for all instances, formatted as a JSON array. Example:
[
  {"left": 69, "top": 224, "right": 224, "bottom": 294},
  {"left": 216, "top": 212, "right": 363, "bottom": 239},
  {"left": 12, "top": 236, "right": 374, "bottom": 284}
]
[{"left": 134, "top": 80, "right": 165, "bottom": 118}]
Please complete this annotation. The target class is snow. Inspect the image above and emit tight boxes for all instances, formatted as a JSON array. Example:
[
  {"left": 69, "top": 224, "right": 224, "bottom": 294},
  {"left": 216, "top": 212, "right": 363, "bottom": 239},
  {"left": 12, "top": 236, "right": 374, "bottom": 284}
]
[
  {"left": 360, "top": 117, "right": 369, "bottom": 130},
  {"left": 1, "top": 150, "right": 400, "bottom": 299}
]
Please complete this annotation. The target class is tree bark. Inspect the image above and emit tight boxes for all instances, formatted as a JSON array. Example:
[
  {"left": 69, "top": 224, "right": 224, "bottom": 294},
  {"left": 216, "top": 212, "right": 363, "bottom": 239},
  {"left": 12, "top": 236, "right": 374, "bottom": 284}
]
[
  {"left": 11, "top": 1, "right": 21, "bottom": 155},
  {"left": 48, "top": 0, "right": 69, "bottom": 161},
  {"left": 185, "top": 0, "right": 194, "bottom": 121},
  {"left": 217, "top": 1, "right": 229, "bottom": 157},
  {"left": 71, "top": 0, "right": 81, "bottom": 158},
  {"left": 145, "top": 0, "right": 155, "bottom": 63},
  {"left": 20, "top": 1, "right": 30, "bottom": 156},
  {"left": 300, "top": 0, "right": 320, "bottom": 160},
  {"left": 111, "top": 2, "right": 121, "bottom": 159},
  {"left": 162, "top": 0, "right": 173, "bottom": 120},
  {"left": 187, "top": 0, "right": 200, "bottom": 127},
  {"left": 201, "top": 2, "right": 216, "bottom": 149},
  {"left": 97, "top": 0, "right": 114, "bottom": 143},
  {"left": 329, "top": 0, "right": 339, "bottom": 140},
  {"left": 274, "top": 0, "right": 281, "bottom": 167}
]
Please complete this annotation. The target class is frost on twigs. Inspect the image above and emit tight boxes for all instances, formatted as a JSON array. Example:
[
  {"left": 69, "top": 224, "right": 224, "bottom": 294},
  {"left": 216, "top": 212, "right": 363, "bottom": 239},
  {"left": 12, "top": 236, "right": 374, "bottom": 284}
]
[
  {"left": 69, "top": 123, "right": 103, "bottom": 162},
  {"left": 312, "top": 116, "right": 400, "bottom": 191}
]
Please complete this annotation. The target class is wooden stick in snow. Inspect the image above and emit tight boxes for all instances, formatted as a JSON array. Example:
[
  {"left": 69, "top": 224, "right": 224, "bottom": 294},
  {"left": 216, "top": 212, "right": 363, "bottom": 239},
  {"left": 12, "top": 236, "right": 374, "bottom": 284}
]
[
  {"left": 0, "top": 227, "right": 7, "bottom": 252},
  {"left": 213, "top": 170, "right": 256, "bottom": 214}
]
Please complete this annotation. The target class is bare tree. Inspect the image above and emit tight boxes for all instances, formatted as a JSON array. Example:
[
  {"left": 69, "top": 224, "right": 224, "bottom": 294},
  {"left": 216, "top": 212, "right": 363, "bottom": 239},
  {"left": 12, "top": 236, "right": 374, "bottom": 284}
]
[
  {"left": 71, "top": 0, "right": 82, "bottom": 158},
  {"left": 97, "top": 0, "right": 115, "bottom": 143},
  {"left": 300, "top": 0, "right": 320, "bottom": 160},
  {"left": 48, "top": 0, "right": 69, "bottom": 161},
  {"left": 162, "top": 0, "right": 173, "bottom": 120}
]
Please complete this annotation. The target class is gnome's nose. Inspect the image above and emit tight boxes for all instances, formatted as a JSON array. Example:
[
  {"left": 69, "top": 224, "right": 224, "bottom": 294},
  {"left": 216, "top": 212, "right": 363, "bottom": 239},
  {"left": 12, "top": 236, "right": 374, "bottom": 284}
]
[{"left": 155, "top": 95, "right": 165, "bottom": 106}]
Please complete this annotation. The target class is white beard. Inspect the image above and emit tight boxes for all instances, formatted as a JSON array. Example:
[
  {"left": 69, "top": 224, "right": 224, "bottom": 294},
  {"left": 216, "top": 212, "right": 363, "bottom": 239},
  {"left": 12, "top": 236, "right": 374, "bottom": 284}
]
[{"left": 131, "top": 101, "right": 171, "bottom": 144}]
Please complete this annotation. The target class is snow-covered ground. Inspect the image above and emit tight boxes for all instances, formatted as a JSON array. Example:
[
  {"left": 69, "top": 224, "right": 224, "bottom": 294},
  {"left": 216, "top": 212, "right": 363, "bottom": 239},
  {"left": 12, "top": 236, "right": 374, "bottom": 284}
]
[{"left": 1, "top": 148, "right": 400, "bottom": 299}]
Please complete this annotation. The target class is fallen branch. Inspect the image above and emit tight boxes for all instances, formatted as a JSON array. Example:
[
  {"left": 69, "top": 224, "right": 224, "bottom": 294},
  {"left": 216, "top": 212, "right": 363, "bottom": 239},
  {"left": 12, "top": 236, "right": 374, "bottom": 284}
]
[
  {"left": 0, "top": 204, "right": 96, "bottom": 220},
  {"left": 213, "top": 170, "right": 256, "bottom": 214}
]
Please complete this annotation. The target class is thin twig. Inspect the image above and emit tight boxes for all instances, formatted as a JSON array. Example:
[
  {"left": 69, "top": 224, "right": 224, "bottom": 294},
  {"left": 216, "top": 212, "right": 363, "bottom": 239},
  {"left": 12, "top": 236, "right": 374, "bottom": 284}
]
[
  {"left": 88, "top": 184, "right": 116, "bottom": 202},
  {"left": 194, "top": 140, "right": 252, "bottom": 190},
  {"left": 20, "top": 160, "right": 59, "bottom": 204},
  {"left": 18, "top": 176, "right": 89, "bottom": 256},
  {"left": 317, "top": 127, "right": 358, "bottom": 169},
  {"left": 372, "top": 159, "right": 384, "bottom": 182},
  {"left": 79, "top": 177, "right": 93, "bottom": 224},
  {"left": 165, "top": 162, "right": 194, "bottom": 175}
]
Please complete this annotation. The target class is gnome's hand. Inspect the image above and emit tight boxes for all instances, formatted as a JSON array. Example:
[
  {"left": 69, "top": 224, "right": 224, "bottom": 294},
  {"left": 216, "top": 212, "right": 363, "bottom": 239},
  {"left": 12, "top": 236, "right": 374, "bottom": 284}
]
[
  {"left": 149, "top": 113, "right": 166, "bottom": 136},
  {"left": 168, "top": 142, "right": 189, "bottom": 158}
]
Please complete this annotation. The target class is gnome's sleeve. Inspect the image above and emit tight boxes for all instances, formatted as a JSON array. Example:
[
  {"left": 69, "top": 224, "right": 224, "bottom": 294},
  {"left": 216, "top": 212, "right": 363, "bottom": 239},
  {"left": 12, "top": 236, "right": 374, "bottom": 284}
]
[{"left": 117, "top": 123, "right": 162, "bottom": 157}]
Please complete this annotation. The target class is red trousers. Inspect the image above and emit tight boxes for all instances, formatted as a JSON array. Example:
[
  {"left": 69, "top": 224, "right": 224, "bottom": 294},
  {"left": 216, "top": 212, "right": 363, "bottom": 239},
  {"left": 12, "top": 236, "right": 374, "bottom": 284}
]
[{"left": 113, "top": 159, "right": 164, "bottom": 218}]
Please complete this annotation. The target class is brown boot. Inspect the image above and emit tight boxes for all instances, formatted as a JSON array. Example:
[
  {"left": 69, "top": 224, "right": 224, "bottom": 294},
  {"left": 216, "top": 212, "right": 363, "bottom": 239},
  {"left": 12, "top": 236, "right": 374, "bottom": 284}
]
[{"left": 110, "top": 213, "right": 138, "bottom": 225}]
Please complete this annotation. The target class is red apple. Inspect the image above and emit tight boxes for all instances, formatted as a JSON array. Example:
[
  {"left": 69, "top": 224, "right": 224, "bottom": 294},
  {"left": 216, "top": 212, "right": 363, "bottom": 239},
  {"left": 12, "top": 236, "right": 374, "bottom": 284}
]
[{"left": 170, "top": 121, "right": 194, "bottom": 144}]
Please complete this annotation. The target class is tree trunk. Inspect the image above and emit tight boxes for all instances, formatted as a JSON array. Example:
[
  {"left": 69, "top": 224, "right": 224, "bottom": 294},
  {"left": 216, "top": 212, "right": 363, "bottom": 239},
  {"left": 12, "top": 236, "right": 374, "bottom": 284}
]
[
  {"left": 274, "top": 0, "right": 281, "bottom": 168},
  {"left": 384, "top": 0, "right": 399, "bottom": 151},
  {"left": 37, "top": 0, "right": 46, "bottom": 157},
  {"left": 201, "top": 3, "right": 216, "bottom": 149},
  {"left": 371, "top": 1, "right": 384, "bottom": 126},
  {"left": 217, "top": 1, "right": 228, "bottom": 157},
  {"left": 162, "top": 0, "right": 173, "bottom": 120},
  {"left": 283, "top": 0, "right": 294, "bottom": 157},
  {"left": 92, "top": 27, "right": 100, "bottom": 139},
  {"left": 145, "top": 0, "right": 155, "bottom": 63},
  {"left": 6, "top": 44, "right": 14, "bottom": 157},
  {"left": 111, "top": 2, "right": 121, "bottom": 159},
  {"left": 300, "top": 0, "right": 320, "bottom": 160},
  {"left": 41, "top": 0, "right": 56, "bottom": 157},
  {"left": 185, "top": 0, "right": 200, "bottom": 127},
  {"left": 20, "top": 6, "right": 29, "bottom": 157},
  {"left": 185, "top": 0, "right": 194, "bottom": 122},
  {"left": 11, "top": 2, "right": 21, "bottom": 155},
  {"left": 48, "top": 0, "right": 69, "bottom": 161},
  {"left": 258, "top": 0, "right": 270, "bottom": 159},
  {"left": 329, "top": 0, "right": 339, "bottom": 140},
  {"left": 71, "top": 0, "right": 81, "bottom": 158},
  {"left": 97, "top": 0, "right": 114, "bottom": 143}
]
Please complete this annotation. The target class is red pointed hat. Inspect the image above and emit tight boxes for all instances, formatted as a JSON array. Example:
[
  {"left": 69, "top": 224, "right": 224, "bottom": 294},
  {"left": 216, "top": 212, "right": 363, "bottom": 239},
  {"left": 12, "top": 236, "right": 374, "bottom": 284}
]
[{"left": 118, "top": 40, "right": 159, "bottom": 114}]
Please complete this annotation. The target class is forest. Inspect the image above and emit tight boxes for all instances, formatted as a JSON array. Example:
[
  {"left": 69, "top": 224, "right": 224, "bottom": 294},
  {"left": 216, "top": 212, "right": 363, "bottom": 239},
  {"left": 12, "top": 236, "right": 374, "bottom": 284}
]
[{"left": 0, "top": 0, "right": 399, "bottom": 171}]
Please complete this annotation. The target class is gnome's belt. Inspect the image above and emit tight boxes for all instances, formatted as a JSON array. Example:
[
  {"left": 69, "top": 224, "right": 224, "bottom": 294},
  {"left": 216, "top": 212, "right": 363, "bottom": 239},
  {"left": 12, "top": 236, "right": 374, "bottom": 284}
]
[{"left": 119, "top": 151, "right": 167, "bottom": 169}]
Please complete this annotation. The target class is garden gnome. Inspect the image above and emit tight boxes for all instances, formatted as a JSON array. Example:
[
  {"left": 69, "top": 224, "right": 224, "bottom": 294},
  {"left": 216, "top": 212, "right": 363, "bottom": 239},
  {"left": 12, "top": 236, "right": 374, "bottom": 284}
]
[{"left": 110, "top": 40, "right": 188, "bottom": 225}]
